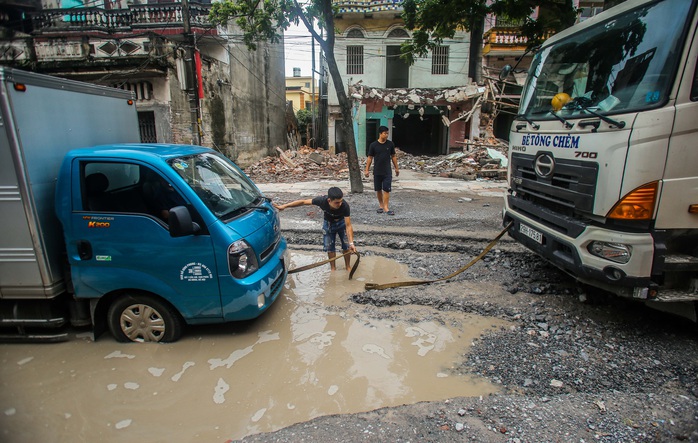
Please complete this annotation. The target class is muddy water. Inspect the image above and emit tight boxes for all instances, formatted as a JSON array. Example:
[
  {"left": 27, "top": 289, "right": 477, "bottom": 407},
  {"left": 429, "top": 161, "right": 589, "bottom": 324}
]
[{"left": 0, "top": 252, "right": 509, "bottom": 443}]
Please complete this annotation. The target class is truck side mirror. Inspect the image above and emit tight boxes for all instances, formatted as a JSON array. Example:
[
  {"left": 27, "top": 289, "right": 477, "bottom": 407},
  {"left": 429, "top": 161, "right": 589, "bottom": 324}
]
[
  {"left": 168, "top": 206, "right": 201, "bottom": 237},
  {"left": 499, "top": 65, "right": 513, "bottom": 82}
]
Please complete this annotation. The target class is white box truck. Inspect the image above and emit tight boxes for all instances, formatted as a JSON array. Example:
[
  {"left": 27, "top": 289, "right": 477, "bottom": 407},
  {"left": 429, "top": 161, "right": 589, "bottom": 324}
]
[{"left": 501, "top": 0, "right": 698, "bottom": 319}]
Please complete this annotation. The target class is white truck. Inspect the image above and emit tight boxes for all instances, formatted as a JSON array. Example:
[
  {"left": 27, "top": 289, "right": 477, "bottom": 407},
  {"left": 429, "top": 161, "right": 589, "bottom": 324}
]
[{"left": 501, "top": 0, "right": 698, "bottom": 319}]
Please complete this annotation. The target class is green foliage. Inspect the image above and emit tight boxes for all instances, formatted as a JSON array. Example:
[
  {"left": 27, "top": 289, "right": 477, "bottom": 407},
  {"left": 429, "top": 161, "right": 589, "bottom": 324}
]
[
  {"left": 296, "top": 108, "right": 314, "bottom": 125},
  {"left": 209, "top": 0, "right": 297, "bottom": 50},
  {"left": 400, "top": 0, "right": 578, "bottom": 64},
  {"left": 296, "top": 108, "right": 314, "bottom": 136}
]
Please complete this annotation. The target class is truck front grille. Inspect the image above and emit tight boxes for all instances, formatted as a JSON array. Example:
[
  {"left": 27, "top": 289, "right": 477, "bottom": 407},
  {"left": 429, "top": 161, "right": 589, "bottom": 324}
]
[
  {"left": 511, "top": 153, "right": 598, "bottom": 213},
  {"left": 260, "top": 232, "right": 281, "bottom": 263},
  {"left": 509, "top": 153, "right": 598, "bottom": 238}
]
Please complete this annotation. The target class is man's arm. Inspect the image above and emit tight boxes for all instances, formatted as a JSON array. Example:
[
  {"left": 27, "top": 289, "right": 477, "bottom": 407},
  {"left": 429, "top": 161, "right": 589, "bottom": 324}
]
[
  {"left": 392, "top": 155, "right": 400, "bottom": 176},
  {"left": 273, "top": 198, "right": 313, "bottom": 211},
  {"left": 364, "top": 156, "right": 373, "bottom": 177},
  {"left": 344, "top": 216, "right": 356, "bottom": 252}
]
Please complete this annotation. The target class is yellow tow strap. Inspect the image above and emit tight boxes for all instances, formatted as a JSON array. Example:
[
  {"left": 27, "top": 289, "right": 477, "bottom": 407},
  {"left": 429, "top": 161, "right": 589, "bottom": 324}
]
[
  {"left": 364, "top": 222, "right": 513, "bottom": 291},
  {"left": 288, "top": 251, "right": 361, "bottom": 280},
  {"left": 286, "top": 221, "right": 512, "bottom": 289}
]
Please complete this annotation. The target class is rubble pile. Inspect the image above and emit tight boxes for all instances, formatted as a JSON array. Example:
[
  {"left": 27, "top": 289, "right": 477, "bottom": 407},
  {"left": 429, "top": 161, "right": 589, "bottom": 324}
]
[
  {"left": 399, "top": 137, "right": 509, "bottom": 180},
  {"left": 245, "top": 139, "right": 509, "bottom": 183},
  {"left": 245, "top": 146, "right": 350, "bottom": 183}
]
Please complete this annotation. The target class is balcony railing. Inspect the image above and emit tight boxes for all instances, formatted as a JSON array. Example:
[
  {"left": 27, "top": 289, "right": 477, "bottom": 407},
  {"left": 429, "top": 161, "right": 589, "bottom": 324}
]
[
  {"left": 485, "top": 29, "right": 529, "bottom": 46},
  {"left": 334, "top": 0, "right": 403, "bottom": 15},
  {"left": 31, "top": 2, "right": 214, "bottom": 33}
]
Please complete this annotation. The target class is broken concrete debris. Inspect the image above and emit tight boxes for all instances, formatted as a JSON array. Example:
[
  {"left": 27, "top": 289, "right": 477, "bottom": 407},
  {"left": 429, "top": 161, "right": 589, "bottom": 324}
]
[
  {"left": 246, "top": 146, "right": 349, "bottom": 183},
  {"left": 244, "top": 140, "right": 508, "bottom": 183}
]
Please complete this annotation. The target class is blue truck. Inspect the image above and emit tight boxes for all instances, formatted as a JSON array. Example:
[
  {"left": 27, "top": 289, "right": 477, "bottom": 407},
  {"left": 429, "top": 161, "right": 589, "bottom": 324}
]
[{"left": 0, "top": 68, "right": 287, "bottom": 342}]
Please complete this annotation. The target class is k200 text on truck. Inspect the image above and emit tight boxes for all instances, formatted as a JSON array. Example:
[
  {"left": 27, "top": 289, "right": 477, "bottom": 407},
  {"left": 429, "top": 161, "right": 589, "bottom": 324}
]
[
  {"left": 0, "top": 68, "right": 287, "bottom": 342},
  {"left": 501, "top": 0, "right": 698, "bottom": 319}
]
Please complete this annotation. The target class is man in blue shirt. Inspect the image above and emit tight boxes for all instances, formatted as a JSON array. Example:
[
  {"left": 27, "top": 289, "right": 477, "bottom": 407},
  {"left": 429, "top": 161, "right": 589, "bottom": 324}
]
[
  {"left": 365, "top": 126, "right": 399, "bottom": 215},
  {"left": 274, "top": 187, "right": 356, "bottom": 271}
]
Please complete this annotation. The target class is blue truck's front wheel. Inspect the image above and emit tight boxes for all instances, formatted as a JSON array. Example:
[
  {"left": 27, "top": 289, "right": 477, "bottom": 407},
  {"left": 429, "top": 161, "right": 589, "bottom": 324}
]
[{"left": 107, "top": 294, "right": 184, "bottom": 343}]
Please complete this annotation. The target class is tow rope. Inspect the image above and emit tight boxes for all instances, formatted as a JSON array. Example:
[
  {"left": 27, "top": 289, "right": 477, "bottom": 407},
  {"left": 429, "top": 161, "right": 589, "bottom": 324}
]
[
  {"left": 286, "top": 221, "right": 512, "bottom": 290},
  {"left": 288, "top": 251, "right": 361, "bottom": 280},
  {"left": 364, "top": 221, "right": 513, "bottom": 291}
]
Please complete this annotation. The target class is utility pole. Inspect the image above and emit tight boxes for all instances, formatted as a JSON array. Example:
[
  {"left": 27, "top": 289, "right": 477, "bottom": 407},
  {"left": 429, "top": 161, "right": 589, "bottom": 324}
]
[
  {"left": 318, "top": 26, "right": 327, "bottom": 150},
  {"left": 319, "top": 51, "right": 328, "bottom": 150},
  {"left": 181, "top": 0, "right": 201, "bottom": 145},
  {"left": 311, "top": 36, "right": 316, "bottom": 148}
]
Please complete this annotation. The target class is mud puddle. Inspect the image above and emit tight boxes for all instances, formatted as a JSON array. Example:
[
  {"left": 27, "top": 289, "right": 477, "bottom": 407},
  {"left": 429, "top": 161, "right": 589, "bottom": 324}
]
[{"left": 0, "top": 252, "right": 509, "bottom": 443}]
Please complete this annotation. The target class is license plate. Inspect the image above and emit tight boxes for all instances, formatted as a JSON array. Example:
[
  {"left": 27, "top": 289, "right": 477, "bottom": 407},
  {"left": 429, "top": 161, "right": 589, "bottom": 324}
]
[{"left": 519, "top": 223, "right": 543, "bottom": 244}]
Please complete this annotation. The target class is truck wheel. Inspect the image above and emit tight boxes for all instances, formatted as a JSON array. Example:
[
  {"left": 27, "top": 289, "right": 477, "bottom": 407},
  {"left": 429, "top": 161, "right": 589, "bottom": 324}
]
[{"left": 107, "top": 295, "right": 183, "bottom": 343}]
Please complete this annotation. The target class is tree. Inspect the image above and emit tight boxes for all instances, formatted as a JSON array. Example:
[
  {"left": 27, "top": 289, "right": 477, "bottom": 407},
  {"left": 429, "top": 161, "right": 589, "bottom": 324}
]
[
  {"left": 296, "top": 108, "right": 314, "bottom": 145},
  {"left": 400, "top": 0, "right": 578, "bottom": 65},
  {"left": 209, "top": 0, "right": 364, "bottom": 193}
]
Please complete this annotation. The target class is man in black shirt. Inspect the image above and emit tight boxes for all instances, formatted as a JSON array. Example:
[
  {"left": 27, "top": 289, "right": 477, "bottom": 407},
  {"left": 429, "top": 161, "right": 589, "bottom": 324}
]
[
  {"left": 274, "top": 187, "right": 356, "bottom": 271},
  {"left": 365, "top": 125, "right": 399, "bottom": 215}
]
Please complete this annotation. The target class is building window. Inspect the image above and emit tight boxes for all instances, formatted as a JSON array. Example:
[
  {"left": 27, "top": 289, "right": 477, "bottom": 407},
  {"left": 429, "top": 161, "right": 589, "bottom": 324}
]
[
  {"left": 579, "top": 5, "right": 604, "bottom": 21},
  {"left": 387, "top": 28, "right": 409, "bottom": 38},
  {"left": 347, "top": 28, "right": 365, "bottom": 38},
  {"left": 138, "top": 111, "right": 157, "bottom": 143},
  {"left": 432, "top": 46, "right": 449, "bottom": 75},
  {"left": 347, "top": 46, "right": 364, "bottom": 75},
  {"left": 113, "top": 81, "right": 154, "bottom": 101},
  {"left": 305, "top": 82, "right": 310, "bottom": 88},
  {"left": 305, "top": 101, "right": 311, "bottom": 109},
  {"left": 386, "top": 46, "right": 409, "bottom": 88}
]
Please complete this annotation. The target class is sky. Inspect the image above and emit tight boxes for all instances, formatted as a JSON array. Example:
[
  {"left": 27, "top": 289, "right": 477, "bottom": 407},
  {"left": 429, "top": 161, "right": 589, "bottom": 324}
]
[{"left": 283, "top": 23, "right": 320, "bottom": 78}]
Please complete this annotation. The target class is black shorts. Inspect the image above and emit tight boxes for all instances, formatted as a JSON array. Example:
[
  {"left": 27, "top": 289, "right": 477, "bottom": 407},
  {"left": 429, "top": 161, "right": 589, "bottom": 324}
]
[{"left": 373, "top": 175, "right": 392, "bottom": 193}]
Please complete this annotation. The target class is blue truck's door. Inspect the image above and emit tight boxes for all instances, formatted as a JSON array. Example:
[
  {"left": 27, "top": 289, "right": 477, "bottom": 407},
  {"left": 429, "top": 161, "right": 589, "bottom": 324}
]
[{"left": 65, "top": 161, "right": 223, "bottom": 321}]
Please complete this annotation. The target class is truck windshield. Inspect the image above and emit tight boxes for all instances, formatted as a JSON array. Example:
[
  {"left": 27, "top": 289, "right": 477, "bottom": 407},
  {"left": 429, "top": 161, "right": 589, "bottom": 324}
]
[
  {"left": 168, "top": 152, "right": 263, "bottom": 220},
  {"left": 519, "top": 0, "right": 694, "bottom": 119}
]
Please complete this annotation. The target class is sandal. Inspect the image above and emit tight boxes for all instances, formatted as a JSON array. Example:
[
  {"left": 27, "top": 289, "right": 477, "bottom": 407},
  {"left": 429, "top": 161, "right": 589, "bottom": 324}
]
[
  {"left": 387, "top": 210, "right": 395, "bottom": 216},
  {"left": 376, "top": 208, "right": 384, "bottom": 213}
]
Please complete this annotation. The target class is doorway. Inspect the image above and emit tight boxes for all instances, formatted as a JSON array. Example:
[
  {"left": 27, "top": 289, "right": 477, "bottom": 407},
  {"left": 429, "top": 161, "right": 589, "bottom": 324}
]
[
  {"left": 365, "top": 119, "right": 380, "bottom": 156},
  {"left": 392, "top": 112, "right": 445, "bottom": 155}
]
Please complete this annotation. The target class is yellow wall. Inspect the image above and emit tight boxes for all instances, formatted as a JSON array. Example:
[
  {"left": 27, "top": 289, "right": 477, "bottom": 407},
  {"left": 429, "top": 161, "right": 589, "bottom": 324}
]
[{"left": 285, "top": 76, "right": 318, "bottom": 112}]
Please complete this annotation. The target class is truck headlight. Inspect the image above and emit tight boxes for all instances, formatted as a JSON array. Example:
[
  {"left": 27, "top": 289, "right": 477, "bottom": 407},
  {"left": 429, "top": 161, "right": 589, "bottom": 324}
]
[
  {"left": 228, "top": 240, "right": 259, "bottom": 278},
  {"left": 588, "top": 241, "right": 632, "bottom": 264}
]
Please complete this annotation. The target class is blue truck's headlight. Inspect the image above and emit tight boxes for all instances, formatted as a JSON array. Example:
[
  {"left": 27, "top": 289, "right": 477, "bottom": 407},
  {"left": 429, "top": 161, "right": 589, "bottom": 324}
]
[{"left": 228, "top": 240, "right": 259, "bottom": 278}]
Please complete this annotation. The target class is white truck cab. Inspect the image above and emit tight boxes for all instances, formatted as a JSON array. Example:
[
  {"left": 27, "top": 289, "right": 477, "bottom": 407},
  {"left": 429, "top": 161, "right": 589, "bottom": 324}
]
[{"left": 502, "top": 0, "right": 698, "bottom": 318}]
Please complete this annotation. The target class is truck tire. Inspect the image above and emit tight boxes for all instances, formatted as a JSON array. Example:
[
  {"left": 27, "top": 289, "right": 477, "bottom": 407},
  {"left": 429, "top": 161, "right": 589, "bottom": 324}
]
[{"left": 107, "top": 295, "right": 184, "bottom": 343}]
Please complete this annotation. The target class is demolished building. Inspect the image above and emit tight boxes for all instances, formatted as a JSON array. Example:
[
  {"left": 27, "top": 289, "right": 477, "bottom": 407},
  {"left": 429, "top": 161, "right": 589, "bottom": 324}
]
[{"left": 347, "top": 83, "right": 486, "bottom": 156}]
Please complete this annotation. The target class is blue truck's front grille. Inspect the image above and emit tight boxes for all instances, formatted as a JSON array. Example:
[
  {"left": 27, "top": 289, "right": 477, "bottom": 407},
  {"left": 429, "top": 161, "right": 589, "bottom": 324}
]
[
  {"left": 260, "top": 233, "right": 281, "bottom": 263},
  {"left": 269, "top": 268, "right": 285, "bottom": 297}
]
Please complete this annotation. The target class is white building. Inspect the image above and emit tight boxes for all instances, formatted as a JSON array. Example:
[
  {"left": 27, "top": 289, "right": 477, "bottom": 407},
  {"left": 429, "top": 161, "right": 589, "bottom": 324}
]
[{"left": 329, "top": 0, "right": 484, "bottom": 157}]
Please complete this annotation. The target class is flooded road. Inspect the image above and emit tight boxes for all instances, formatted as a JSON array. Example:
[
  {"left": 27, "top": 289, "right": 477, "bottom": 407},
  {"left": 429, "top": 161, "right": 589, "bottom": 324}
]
[{"left": 0, "top": 252, "right": 509, "bottom": 442}]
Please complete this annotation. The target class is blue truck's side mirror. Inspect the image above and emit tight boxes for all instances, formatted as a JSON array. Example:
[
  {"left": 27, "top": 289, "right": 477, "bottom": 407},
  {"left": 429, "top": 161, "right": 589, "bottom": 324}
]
[{"left": 168, "top": 206, "right": 200, "bottom": 237}]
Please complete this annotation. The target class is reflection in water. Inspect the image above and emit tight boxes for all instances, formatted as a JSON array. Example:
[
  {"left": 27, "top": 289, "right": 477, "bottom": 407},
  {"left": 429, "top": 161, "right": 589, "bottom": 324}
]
[{"left": 0, "top": 251, "right": 509, "bottom": 442}]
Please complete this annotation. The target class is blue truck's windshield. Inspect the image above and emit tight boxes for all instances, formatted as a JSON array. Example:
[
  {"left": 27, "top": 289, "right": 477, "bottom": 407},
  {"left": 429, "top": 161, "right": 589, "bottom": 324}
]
[
  {"left": 520, "top": 0, "right": 694, "bottom": 119},
  {"left": 168, "top": 153, "right": 263, "bottom": 219}
]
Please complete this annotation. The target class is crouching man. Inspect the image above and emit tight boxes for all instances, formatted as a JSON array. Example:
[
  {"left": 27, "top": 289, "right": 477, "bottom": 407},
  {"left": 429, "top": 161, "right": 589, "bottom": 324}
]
[{"left": 274, "top": 187, "right": 356, "bottom": 271}]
